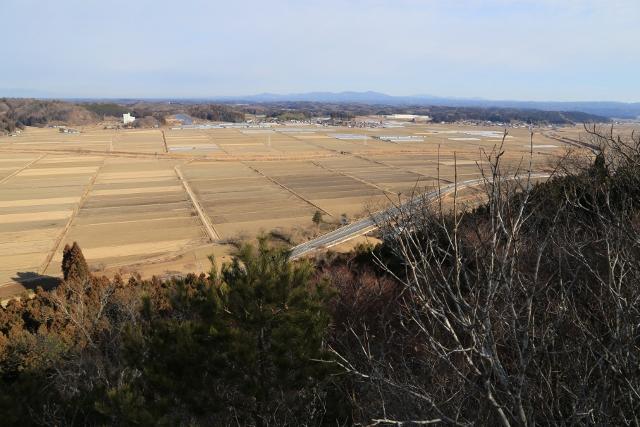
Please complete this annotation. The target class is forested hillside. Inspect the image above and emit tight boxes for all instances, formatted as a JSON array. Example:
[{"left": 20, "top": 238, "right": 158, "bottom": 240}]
[
  {"left": 0, "top": 99, "right": 246, "bottom": 134},
  {"left": 0, "top": 98, "right": 97, "bottom": 134}
]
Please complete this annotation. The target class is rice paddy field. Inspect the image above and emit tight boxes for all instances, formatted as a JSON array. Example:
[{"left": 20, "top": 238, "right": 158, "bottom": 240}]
[{"left": 0, "top": 121, "right": 585, "bottom": 297}]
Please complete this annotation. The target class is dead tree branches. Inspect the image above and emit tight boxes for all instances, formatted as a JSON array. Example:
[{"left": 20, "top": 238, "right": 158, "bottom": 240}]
[{"left": 330, "top": 129, "right": 640, "bottom": 425}]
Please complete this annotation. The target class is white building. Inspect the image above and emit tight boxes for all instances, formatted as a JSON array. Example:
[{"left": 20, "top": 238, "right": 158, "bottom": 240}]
[
  {"left": 386, "top": 114, "right": 431, "bottom": 122},
  {"left": 123, "top": 113, "right": 136, "bottom": 124}
]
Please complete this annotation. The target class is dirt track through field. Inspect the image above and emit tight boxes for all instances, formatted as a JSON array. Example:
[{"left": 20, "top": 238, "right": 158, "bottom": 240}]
[
  {"left": 352, "top": 152, "right": 439, "bottom": 183},
  {"left": 39, "top": 160, "right": 106, "bottom": 274},
  {"left": 162, "top": 131, "right": 168, "bottom": 153},
  {"left": 174, "top": 164, "right": 220, "bottom": 241},
  {"left": 310, "top": 160, "right": 396, "bottom": 196},
  {"left": 244, "top": 163, "right": 333, "bottom": 217},
  {"left": 0, "top": 154, "right": 46, "bottom": 185},
  {"left": 0, "top": 146, "right": 344, "bottom": 162}
]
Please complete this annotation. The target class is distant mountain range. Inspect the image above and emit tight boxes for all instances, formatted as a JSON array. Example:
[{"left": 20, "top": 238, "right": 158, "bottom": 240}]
[
  {"left": 212, "top": 91, "right": 640, "bottom": 119},
  {"left": 3, "top": 89, "right": 639, "bottom": 119}
]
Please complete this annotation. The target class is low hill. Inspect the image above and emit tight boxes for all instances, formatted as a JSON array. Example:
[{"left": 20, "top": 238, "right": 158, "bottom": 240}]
[
  {"left": 0, "top": 98, "right": 97, "bottom": 134},
  {"left": 0, "top": 99, "right": 247, "bottom": 135},
  {"left": 238, "top": 101, "right": 608, "bottom": 125}
]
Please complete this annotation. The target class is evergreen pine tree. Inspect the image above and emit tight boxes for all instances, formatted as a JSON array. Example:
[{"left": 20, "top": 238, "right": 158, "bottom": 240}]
[
  {"left": 312, "top": 210, "right": 323, "bottom": 225},
  {"left": 117, "top": 239, "right": 334, "bottom": 425},
  {"left": 312, "top": 210, "right": 323, "bottom": 234},
  {"left": 61, "top": 242, "right": 90, "bottom": 283}
]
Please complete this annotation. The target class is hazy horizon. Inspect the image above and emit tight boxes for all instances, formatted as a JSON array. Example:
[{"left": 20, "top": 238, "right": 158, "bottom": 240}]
[
  {"left": 3, "top": 0, "right": 639, "bottom": 102},
  {"left": 2, "top": 89, "right": 640, "bottom": 106}
]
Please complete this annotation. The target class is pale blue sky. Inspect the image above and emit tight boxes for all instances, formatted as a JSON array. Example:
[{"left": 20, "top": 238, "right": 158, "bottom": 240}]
[{"left": 2, "top": 0, "right": 638, "bottom": 101}]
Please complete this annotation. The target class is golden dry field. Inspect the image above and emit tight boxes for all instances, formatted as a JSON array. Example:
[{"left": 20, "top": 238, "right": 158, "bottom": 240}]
[{"left": 0, "top": 121, "right": 583, "bottom": 297}]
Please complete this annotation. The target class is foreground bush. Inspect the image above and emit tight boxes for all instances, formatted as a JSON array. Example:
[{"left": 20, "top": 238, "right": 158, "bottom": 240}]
[{"left": 0, "top": 241, "right": 336, "bottom": 426}]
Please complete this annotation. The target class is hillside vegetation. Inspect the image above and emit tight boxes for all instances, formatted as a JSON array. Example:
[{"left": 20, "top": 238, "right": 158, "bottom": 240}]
[
  {"left": 0, "top": 99, "right": 247, "bottom": 134},
  {"left": 332, "top": 127, "right": 640, "bottom": 424},
  {"left": 0, "top": 98, "right": 97, "bottom": 134},
  {"left": 0, "top": 127, "right": 638, "bottom": 425}
]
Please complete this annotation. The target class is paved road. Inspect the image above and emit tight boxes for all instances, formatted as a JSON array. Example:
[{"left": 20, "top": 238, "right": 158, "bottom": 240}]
[{"left": 290, "top": 173, "right": 551, "bottom": 259}]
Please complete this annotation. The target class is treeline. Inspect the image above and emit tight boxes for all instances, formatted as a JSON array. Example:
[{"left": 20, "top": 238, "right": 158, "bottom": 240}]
[
  {"left": 83, "top": 103, "right": 130, "bottom": 118},
  {"left": 186, "top": 104, "right": 245, "bottom": 122},
  {"left": 82, "top": 101, "right": 246, "bottom": 124},
  {"left": 83, "top": 103, "right": 164, "bottom": 128},
  {"left": 243, "top": 102, "right": 363, "bottom": 122},
  {"left": 236, "top": 101, "right": 608, "bottom": 124},
  {"left": 1, "top": 128, "right": 639, "bottom": 425},
  {"left": 426, "top": 105, "right": 605, "bottom": 124}
]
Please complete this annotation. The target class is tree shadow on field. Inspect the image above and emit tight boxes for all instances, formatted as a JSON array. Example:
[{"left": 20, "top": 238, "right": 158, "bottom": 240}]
[{"left": 11, "top": 271, "right": 62, "bottom": 291}]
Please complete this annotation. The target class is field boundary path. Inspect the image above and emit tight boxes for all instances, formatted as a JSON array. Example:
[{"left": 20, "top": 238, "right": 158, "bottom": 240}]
[
  {"left": 174, "top": 164, "right": 220, "bottom": 242},
  {"left": 352, "top": 152, "right": 442, "bottom": 184},
  {"left": 290, "top": 173, "right": 552, "bottom": 259},
  {"left": 40, "top": 160, "right": 106, "bottom": 274},
  {"left": 0, "top": 154, "right": 47, "bottom": 185},
  {"left": 161, "top": 131, "right": 168, "bottom": 153},
  {"left": 310, "top": 160, "right": 397, "bottom": 196},
  {"left": 0, "top": 146, "right": 348, "bottom": 162}
]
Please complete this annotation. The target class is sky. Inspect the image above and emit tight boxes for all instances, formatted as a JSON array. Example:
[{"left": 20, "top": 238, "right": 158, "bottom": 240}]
[{"left": 1, "top": 0, "right": 639, "bottom": 101}]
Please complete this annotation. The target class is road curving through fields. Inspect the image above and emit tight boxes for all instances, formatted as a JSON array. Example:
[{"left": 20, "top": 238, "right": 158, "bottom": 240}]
[{"left": 290, "top": 173, "right": 553, "bottom": 259}]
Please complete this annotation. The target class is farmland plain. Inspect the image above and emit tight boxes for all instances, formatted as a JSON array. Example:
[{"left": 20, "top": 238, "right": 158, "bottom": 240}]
[{"left": 0, "top": 121, "right": 582, "bottom": 297}]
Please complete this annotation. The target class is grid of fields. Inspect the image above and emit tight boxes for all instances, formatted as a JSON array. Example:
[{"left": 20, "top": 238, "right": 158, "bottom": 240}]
[
  {"left": 0, "top": 154, "right": 102, "bottom": 284},
  {"left": 8, "top": 127, "right": 112, "bottom": 151},
  {"left": 0, "top": 122, "right": 575, "bottom": 293},
  {"left": 313, "top": 156, "right": 430, "bottom": 195},
  {"left": 112, "top": 130, "right": 165, "bottom": 153},
  {"left": 181, "top": 161, "right": 319, "bottom": 237},
  {"left": 44, "top": 158, "right": 206, "bottom": 275},
  {"left": 247, "top": 160, "right": 388, "bottom": 217}
]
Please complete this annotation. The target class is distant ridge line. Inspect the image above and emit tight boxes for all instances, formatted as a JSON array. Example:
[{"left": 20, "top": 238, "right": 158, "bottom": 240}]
[{"left": 207, "top": 91, "right": 640, "bottom": 119}]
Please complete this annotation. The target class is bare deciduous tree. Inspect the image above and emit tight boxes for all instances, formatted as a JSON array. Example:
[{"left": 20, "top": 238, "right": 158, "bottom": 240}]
[{"left": 329, "top": 128, "right": 640, "bottom": 425}]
